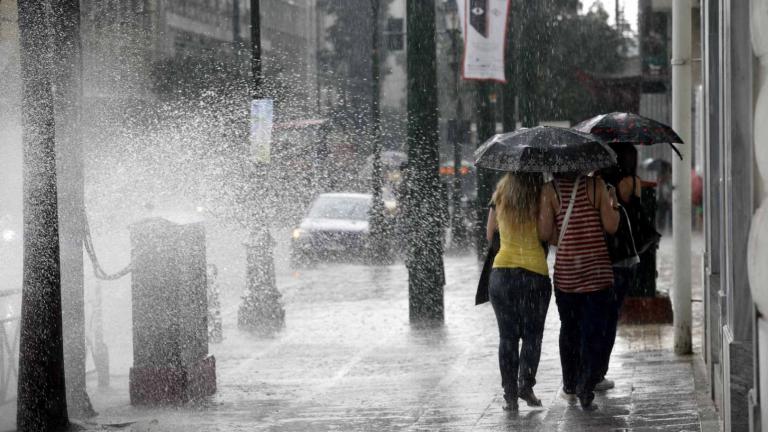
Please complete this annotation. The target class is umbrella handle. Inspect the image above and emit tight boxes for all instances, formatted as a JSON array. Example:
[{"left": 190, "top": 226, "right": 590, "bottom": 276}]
[{"left": 670, "top": 143, "right": 683, "bottom": 160}]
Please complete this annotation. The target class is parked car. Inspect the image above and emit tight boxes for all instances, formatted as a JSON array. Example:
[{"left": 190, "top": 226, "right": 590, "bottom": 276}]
[{"left": 290, "top": 193, "right": 393, "bottom": 266}]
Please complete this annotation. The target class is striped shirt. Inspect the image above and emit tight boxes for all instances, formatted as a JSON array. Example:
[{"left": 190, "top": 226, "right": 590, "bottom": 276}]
[{"left": 554, "top": 177, "right": 614, "bottom": 293}]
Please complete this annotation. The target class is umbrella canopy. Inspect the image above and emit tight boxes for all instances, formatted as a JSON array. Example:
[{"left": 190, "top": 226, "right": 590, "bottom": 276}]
[
  {"left": 474, "top": 126, "right": 617, "bottom": 173},
  {"left": 573, "top": 112, "right": 684, "bottom": 159}
]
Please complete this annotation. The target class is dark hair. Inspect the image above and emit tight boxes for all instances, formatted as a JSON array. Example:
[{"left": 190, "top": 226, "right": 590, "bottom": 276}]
[
  {"left": 601, "top": 144, "right": 637, "bottom": 186},
  {"left": 610, "top": 144, "right": 637, "bottom": 177}
]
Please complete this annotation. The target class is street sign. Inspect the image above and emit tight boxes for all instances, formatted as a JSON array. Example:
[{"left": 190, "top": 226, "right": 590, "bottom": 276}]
[
  {"left": 459, "top": 0, "right": 510, "bottom": 82},
  {"left": 250, "top": 99, "right": 274, "bottom": 163}
]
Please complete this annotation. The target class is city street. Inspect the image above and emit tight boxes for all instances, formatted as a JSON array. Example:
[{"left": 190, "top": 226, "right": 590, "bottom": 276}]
[{"left": 48, "top": 235, "right": 719, "bottom": 432}]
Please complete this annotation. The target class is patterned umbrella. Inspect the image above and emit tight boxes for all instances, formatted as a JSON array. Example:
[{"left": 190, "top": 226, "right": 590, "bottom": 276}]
[
  {"left": 474, "top": 126, "right": 616, "bottom": 173},
  {"left": 573, "top": 112, "right": 684, "bottom": 159}
]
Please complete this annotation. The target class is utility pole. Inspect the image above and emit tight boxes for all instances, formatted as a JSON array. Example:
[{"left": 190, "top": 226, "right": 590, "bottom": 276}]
[
  {"left": 50, "top": 0, "right": 95, "bottom": 418},
  {"left": 518, "top": 0, "right": 538, "bottom": 128},
  {"left": 502, "top": 0, "right": 517, "bottom": 133},
  {"left": 238, "top": 0, "right": 285, "bottom": 335},
  {"left": 16, "top": 0, "right": 69, "bottom": 429},
  {"left": 671, "top": 0, "right": 692, "bottom": 355},
  {"left": 406, "top": 0, "right": 445, "bottom": 323},
  {"left": 474, "top": 82, "right": 495, "bottom": 260},
  {"left": 446, "top": 0, "right": 468, "bottom": 252},
  {"left": 368, "top": 0, "right": 389, "bottom": 263}
]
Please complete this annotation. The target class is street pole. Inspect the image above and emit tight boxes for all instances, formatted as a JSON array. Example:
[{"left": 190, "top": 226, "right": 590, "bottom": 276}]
[
  {"left": 474, "top": 82, "right": 495, "bottom": 261},
  {"left": 406, "top": 0, "right": 445, "bottom": 323},
  {"left": 518, "top": 0, "right": 538, "bottom": 128},
  {"left": 672, "top": 0, "right": 693, "bottom": 355},
  {"left": 448, "top": 4, "right": 468, "bottom": 252},
  {"left": 50, "top": 0, "right": 95, "bottom": 418},
  {"left": 16, "top": 0, "right": 69, "bottom": 429},
  {"left": 369, "top": 0, "right": 389, "bottom": 263},
  {"left": 238, "top": 0, "right": 286, "bottom": 335},
  {"left": 502, "top": 0, "right": 516, "bottom": 132}
]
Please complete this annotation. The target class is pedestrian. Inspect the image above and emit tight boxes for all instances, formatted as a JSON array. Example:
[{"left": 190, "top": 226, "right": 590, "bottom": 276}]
[
  {"left": 485, "top": 172, "right": 554, "bottom": 411},
  {"left": 596, "top": 144, "right": 643, "bottom": 391},
  {"left": 540, "top": 172, "right": 620, "bottom": 410}
]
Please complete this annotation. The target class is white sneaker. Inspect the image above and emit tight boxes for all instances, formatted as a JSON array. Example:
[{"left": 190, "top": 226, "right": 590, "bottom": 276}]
[
  {"left": 558, "top": 387, "right": 577, "bottom": 402},
  {"left": 594, "top": 378, "right": 615, "bottom": 391}
]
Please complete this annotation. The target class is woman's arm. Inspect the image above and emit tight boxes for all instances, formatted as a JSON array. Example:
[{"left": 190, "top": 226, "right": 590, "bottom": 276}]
[
  {"left": 538, "top": 183, "right": 557, "bottom": 243},
  {"left": 596, "top": 177, "right": 620, "bottom": 234},
  {"left": 486, "top": 207, "right": 497, "bottom": 242},
  {"left": 617, "top": 175, "right": 642, "bottom": 202}
]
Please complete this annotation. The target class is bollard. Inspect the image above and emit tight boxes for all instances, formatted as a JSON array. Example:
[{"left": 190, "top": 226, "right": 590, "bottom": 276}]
[{"left": 128, "top": 217, "right": 216, "bottom": 405}]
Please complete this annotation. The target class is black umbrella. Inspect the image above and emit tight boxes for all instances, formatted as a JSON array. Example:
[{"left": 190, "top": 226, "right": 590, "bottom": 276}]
[
  {"left": 573, "top": 112, "right": 684, "bottom": 159},
  {"left": 474, "top": 126, "right": 617, "bottom": 173}
]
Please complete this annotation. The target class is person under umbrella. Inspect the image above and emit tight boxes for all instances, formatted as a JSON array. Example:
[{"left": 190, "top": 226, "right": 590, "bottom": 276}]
[
  {"left": 483, "top": 172, "right": 553, "bottom": 411},
  {"left": 575, "top": 113, "right": 676, "bottom": 388},
  {"left": 475, "top": 126, "right": 618, "bottom": 412},
  {"left": 593, "top": 144, "right": 643, "bottom": 392},
  {"left": 540, "top": 169, "right": 620, "bottom": 411}
]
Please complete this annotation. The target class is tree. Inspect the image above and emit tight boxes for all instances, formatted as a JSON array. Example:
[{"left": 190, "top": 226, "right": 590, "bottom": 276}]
[
  {"left": 317, "top": 0, "right": 375, "bottom": 133},
  {"left": 16, "top": 0, "right": 69, "bottom": 429},
  {"left": 527, "top": 2, "right": 630, "bottom": 123},
  {"left": 405, "top": 0, "right": 445, "bottom": 323}
]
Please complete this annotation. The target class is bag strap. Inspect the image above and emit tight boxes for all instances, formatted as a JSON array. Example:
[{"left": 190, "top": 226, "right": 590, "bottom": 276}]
[{"left": 558, "top": 175, "right": 581, "bottom": 247}]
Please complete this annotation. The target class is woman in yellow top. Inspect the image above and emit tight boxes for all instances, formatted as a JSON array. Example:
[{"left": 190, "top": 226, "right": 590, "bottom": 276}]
[{"left": 485, "top": 172, "right": 555, "bottom": 411}]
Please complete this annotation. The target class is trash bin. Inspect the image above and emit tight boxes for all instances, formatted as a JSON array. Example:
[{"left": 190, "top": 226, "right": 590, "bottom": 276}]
[{"left": 128, "top": 217, "right": 216, "bottom": 405}]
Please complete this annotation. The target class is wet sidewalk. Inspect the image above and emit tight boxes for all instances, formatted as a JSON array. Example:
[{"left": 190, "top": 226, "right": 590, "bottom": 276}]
[{"left": 67, "top": 236, "right": 719, "bottom": 431}]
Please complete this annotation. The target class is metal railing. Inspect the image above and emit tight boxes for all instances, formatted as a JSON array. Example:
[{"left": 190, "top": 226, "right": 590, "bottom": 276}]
[{"left": 0, "top": 288, "right": 20, "bottom": 407}]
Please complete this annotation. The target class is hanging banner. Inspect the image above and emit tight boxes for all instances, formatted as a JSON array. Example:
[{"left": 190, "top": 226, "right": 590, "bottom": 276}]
[
  {"left": 460, "top": 0, "right": 510, "bottom": 82},
  {"left": 250, "top": 99, "right": 274, "bottom": 163}
]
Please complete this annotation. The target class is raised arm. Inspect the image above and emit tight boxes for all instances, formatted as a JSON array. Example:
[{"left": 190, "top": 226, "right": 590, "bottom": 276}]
[
  {"left": 538, "top": 183, "right": 557, "bottom": 243},
  {"left": 486, "top": 207, "right": 497, "bottom": 242},
  {"left": 596, "top": 177, "right": 620, "bottom": 234}
]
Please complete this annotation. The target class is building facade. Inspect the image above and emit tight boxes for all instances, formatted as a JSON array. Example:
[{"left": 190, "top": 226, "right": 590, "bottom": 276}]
[{"left": 700, "top": 0, "right": 766, "bottom": 431}]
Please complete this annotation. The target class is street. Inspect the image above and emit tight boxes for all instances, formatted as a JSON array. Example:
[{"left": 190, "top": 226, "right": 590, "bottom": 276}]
[{"left": 30, "top": 234, "right": 717, "bottom": 432}]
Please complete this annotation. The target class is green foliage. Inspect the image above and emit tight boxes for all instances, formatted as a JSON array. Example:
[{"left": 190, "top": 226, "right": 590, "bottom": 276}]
[{"left": 516, "top": 2, "right": 632, "bottom": 123}]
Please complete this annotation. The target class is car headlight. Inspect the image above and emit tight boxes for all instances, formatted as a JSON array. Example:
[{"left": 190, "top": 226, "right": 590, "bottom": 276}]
[{"left": 292, "top": 228, "right": 304, "bottom": 240}]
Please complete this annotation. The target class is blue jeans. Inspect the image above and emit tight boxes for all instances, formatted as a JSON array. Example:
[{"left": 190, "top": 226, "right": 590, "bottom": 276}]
[
  {"left": 489, "top": 268, "right": 552, "bottom": 399},
  {"left": 599, "top": 265, "right": 637, "bottom": 379},
  {"left": 555, "top": 287, "right": 613, "bottom": 403}
]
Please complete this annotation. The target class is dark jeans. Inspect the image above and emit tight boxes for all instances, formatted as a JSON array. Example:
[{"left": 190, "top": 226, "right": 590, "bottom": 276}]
[
  {"left": 599, "top": 265, "right": 637, "bottom": 379},
  {"left": 489, "top": 268, "right": 552, "bottom": 399},
  {"left": 555, "top": 287, "right": 613, "bottom": 403}
]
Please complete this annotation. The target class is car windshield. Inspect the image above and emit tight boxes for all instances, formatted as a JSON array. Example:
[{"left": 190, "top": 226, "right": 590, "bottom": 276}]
[{"left": 308, "top": 196, "right": 370, "bottom": 221}]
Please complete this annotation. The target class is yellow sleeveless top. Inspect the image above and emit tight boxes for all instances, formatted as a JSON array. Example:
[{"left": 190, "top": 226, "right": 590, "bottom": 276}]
[{"left": 492, "top": 217, "right": 549, "bottom": 276}]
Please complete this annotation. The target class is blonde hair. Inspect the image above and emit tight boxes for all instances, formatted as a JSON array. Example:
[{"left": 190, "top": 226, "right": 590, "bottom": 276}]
[{"left": 492, "top": 172, "right": 543, "bottom": 226}]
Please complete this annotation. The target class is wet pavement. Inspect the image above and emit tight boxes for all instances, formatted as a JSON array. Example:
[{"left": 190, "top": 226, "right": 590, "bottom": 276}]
[{"left": 0, "top": 235, "right": 718, "bottom": 431}]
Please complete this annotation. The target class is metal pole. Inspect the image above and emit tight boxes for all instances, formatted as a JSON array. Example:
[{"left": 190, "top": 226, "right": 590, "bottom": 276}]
[
  {"left": 17, "top": 0, "right": 70, "bottom": 427},
  {"left": 369, "top": 0, "right": 388, "bottom": 262},
  {"left": 672, "top": 0, "right": 693, "bottom": 355},
  {"left": 449, "top": 15, "right": 467, "bottom": 251},
  {"left": 406, "top": 0, "right": 444, "bottom": 323}
]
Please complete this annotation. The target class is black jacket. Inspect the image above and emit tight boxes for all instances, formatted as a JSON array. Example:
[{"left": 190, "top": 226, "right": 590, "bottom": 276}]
[{"left": 475, "top": 231, "right": 500, "bottom": 305}]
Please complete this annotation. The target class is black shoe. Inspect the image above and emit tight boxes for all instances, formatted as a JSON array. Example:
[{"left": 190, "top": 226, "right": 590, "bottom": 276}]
[
  {"left": 519, "top": 389, "right": 543, "bottom": 407},
  {"left": 579, "top": 396, "right": 597, "bottom": 411},
  {"left": 503, "top": 394, "right": 519, "bottom": 411}
]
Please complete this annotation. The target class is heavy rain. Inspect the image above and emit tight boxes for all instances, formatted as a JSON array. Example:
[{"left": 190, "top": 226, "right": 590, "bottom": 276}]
[{"left": 0, "top": 0, "right": 763, "bottom": 431}]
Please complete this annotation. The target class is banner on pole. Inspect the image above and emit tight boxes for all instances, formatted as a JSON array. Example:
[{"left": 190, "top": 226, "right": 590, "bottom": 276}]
[
  {"left": 250, "top": 99, "right": 274, "bottom": 162},
  {"left": 460, "top": 0, "right": 510, "bottom": 82}
]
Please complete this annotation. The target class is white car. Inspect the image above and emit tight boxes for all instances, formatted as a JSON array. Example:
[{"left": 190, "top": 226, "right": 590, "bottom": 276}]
[{"left": 290, "top": 193, "right": 392, "bottom": 266}]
